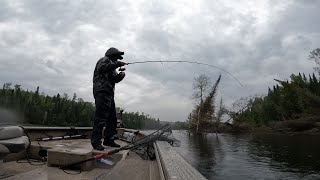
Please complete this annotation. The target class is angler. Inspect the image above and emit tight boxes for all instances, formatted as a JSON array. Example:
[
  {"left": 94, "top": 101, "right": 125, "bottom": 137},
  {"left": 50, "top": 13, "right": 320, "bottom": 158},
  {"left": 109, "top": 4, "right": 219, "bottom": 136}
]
[{"left": 91, "top": 47, "right": 127, "bottom": 151}]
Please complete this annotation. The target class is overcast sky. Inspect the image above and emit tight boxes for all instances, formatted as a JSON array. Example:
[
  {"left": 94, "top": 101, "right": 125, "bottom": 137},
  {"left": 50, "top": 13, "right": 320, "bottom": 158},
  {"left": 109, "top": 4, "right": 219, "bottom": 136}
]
[{"left": 0, "top": 0, "right": 319, "bottom": 122}]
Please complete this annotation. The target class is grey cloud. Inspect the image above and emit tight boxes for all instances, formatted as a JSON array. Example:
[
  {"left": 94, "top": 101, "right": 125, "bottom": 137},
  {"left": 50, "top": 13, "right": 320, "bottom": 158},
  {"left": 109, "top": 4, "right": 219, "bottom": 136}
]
[
  {"left": 0, "top": 0, "right": 320, "bottom": 122},
  {"left": 40, "top": 59, "right": 63, "bottom": 74}
]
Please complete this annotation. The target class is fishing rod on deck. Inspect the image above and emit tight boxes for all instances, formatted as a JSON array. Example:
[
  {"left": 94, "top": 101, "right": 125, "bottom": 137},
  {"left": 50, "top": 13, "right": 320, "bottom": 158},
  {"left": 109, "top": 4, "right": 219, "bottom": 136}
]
[{"left": 124, "top": 60, "right": 244, "bottom": 87}]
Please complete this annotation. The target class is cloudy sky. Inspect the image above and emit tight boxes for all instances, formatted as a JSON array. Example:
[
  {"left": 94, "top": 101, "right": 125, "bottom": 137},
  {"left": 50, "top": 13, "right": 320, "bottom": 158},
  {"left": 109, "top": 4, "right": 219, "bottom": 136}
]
[{"left": 0, "top": 0, "right": 319, "bottom": 122}]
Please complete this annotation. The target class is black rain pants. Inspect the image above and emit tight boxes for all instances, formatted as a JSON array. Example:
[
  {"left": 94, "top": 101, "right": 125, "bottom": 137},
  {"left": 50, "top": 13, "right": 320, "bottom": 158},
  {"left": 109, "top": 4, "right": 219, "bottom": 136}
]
[{"left": 91, "top": 92, "right": 117, "bottom": 146}]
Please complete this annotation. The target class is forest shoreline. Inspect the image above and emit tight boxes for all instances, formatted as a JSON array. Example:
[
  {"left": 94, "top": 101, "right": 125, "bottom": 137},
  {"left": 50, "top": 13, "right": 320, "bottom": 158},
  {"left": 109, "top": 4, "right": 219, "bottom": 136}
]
[{"left": 229, "top": 116, "right": 320, "bottom": 135}]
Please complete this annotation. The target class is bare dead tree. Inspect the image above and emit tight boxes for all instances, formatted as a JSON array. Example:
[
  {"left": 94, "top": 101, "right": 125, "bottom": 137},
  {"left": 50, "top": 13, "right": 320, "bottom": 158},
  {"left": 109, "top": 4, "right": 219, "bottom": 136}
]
[
  {"left": 309, "top": 48, "right": 320, "bottom": 75},
  {"left": 192, "top": 74, "right": 211, "bottom": 133},
  {"left": 192, "top": 74, "right": 210, "bottom": 104}
]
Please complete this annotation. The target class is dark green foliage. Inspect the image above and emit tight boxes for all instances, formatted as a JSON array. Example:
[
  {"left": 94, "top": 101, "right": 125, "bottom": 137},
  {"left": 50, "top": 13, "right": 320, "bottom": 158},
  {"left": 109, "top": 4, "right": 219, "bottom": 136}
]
[
  {"left": 0, "top": 83, "right": 186, "bottom": 129},
  {"left": 0, "top": 84, "right": 95, "bottom": 126},
  {"left": 122, "top": 112, "right": 162, "bottom": 129},
  {"left": 234, "top": 73, "right": 320, "bottom": 126},
  {"left": 122, "top": 112, "right": 187, "bottom": 130},
  {"left": 200, "top": 74, "right": 221, "bottom": 123}
]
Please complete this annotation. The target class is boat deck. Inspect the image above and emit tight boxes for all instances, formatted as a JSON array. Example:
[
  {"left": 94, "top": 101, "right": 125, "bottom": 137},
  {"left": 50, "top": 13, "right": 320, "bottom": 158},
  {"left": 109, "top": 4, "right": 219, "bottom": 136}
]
[
  {"left": 0, "top": 139, "right": 160, "bottom": 180},
  {"left": 1, "top": 126, "right": 207, "bottom": 180}
]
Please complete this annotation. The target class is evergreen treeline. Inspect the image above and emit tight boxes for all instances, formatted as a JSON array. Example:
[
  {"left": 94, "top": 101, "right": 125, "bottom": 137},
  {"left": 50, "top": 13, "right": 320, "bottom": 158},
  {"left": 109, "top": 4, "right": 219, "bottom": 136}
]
[
  {"left": 0, "top": 83, "right": 95, "bottom": 126},
  {"left": 234, "top": 73, "right": 320, "bottom": 126},
  {"left": 122, "top": 113, "right": 188, "bottom": 130},
  {"left": 122, "top": 112, "right": 161, "bottom": 129},
  {"left": 0, "top": 83, "right": 179, "bottom": 129}
]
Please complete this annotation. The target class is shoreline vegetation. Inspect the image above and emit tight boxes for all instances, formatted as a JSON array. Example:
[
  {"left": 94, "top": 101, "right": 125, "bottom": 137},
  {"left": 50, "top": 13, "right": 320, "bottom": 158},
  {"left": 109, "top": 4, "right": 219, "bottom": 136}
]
[
  {"left": 229, "top": 116, "right": 320, "bottom": 135},
  {"left": 187, "top": 48, "right": 320, "bottom": 135},
  {"left": 227, "top": 70, "right": 320, "bottom": 134},
  {"left": 230, "top": 49, "right": 320, "bottom": 134},
  {"left": 0, "top": 83, "right": 186, "bottom": 130}
]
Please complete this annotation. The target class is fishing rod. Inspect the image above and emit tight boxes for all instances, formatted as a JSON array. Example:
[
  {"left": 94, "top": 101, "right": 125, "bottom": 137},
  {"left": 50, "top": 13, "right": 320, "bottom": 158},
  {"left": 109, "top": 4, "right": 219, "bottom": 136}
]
[{"left": 126, "top": 60, "right": 244, "bottom": 87}]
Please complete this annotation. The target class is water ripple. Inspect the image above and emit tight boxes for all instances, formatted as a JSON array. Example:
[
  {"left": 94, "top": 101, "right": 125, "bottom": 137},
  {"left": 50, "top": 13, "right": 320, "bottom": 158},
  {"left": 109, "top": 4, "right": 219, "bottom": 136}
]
[{"left": 172, "top": 131, "right": 320, "bottom": 180}]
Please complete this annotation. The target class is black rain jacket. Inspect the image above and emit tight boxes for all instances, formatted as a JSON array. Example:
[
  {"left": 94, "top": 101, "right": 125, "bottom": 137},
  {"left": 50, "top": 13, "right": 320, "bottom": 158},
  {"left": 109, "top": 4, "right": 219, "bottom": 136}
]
[{"left": 93, "top": 56, "right": 124, "bottom": 97}]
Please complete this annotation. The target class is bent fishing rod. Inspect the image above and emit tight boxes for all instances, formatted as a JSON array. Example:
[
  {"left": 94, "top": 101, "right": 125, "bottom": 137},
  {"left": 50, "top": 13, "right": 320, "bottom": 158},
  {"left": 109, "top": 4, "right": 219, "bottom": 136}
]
[{"left": 125, "top": 60, "right": 244, "bottom": 87}]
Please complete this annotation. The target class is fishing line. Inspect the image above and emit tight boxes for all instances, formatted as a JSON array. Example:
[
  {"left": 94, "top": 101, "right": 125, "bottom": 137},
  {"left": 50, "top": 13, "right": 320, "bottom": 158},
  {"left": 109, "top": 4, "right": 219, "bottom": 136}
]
[{"left": 127, "top": 60, "right": 244, "bottom": 87}]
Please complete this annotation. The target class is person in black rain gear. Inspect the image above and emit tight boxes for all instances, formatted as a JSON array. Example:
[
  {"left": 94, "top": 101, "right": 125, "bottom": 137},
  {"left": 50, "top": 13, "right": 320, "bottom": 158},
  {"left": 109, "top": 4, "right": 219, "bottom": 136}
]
[{"left": 91, "top": 47, "right": 127, "bottom": 151}]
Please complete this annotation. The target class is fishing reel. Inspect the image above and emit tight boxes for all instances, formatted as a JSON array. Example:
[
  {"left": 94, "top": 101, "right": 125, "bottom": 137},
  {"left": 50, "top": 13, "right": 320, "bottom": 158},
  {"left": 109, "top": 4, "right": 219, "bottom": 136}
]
[{"left": 119, "top": 67, "right": 126, "bottom": 71}]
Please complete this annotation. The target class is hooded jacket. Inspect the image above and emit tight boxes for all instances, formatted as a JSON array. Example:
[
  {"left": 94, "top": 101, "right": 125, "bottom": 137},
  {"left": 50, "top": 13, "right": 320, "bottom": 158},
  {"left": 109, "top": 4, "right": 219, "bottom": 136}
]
[{"left": 93, "top": 56, "right": 124, "bottom": 97}]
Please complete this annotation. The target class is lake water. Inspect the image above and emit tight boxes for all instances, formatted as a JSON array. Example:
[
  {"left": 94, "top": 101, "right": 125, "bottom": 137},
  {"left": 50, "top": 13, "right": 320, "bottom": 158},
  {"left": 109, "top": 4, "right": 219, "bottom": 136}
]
[{"left": 172, "top": 131, "right": 320, "bottom": 180}]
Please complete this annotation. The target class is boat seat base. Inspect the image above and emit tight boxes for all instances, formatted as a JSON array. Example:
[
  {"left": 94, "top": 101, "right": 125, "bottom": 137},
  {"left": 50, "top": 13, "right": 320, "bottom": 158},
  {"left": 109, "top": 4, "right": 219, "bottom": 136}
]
[{"left": 0, "top": 126, "right": 30, "bottom": 161}]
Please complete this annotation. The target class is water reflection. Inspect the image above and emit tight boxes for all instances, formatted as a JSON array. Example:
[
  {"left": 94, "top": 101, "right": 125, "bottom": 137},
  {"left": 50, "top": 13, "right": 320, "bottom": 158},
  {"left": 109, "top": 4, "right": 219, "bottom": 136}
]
[
  {"left": 173, "top": 132, "right": 228, "bottom": 179},
  {"left": 187, "top": 134, "right": 220, "bottom": 178},
  {"left": 249, "top": 134, "right": 320, "bottom": 173},
  {"left": 173, "top": 131, "right": 320, "bottom": 180}
]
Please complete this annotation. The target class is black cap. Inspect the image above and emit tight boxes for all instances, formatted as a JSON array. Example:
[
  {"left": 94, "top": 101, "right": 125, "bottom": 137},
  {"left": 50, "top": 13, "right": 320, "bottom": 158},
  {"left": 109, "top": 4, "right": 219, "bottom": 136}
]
[{"left": 105, "top": 47, "right": 124, "bottom": 57}]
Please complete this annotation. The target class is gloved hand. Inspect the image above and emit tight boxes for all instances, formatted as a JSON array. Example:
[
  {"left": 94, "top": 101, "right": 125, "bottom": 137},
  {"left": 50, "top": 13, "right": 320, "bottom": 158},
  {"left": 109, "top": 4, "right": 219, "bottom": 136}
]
[
  {"left": 119, "top": 71, "right": 125, "bottom": 78},
  {"left": 119, "top": 67, "right": 126, "bottom": 71}
]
